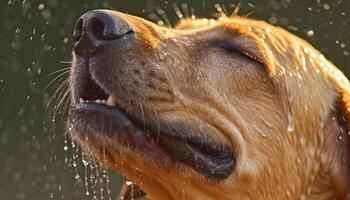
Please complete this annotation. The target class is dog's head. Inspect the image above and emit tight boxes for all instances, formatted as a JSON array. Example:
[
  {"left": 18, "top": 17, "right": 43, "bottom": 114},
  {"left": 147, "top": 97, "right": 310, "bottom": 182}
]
[{"left": 68, "top": 9, "right": 350, "bottom": 199}]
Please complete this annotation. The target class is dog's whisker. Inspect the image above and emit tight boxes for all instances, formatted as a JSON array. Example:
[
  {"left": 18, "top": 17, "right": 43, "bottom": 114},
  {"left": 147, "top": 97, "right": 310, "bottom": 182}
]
[
  {"left": 44, "top": 69, "right": 70, "bottom": 91},
  {"left": 47, "top": 78, "right": 69, "bottom": 111},
  {"left": 126, "top": 99, "right": 132, "bottom": 115},
  {"left": 62, "top": 94, "right": 72, "bottom": 114},
  {"left": 55, "top": 88, "right": 71, "bottom": 115},
  {"left": 60, "top": 60, "right": 73, "bottom": 64},
  {"left": 139, "top": 102, "right": 146, "bottom": 131},
  {"left": 49, "top": 77, "right": 69, "bottom": 105},
  {"left": 47, "top": 67, "right": 70, "bottom": 77},
  {"left": 48, "top": 88, "right": 67, "bottom": 114},
  {"left": 153, "top": 109, "right": 161, "bottom": 143}
]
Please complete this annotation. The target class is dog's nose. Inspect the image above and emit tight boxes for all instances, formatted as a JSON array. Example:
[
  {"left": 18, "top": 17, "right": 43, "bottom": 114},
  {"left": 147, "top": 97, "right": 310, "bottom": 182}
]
[{"left": 73, "top": 10, "right": 133, "bottom": 57}]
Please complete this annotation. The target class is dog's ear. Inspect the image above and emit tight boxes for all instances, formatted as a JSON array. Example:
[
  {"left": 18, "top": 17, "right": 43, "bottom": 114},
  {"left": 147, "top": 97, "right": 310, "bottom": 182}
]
[{"left": 328, "top": 89, "right": 350, "bottom": 199}]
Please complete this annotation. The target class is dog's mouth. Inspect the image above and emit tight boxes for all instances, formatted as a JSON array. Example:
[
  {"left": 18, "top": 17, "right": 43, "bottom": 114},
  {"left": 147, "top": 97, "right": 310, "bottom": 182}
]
[{"left": 68, "top": 64, "right": 235, "bottom": 181}]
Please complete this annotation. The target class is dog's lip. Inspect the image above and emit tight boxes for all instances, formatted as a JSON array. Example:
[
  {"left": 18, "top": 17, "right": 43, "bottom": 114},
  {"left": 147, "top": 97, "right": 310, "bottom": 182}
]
[{"left": 69, "top": 97, "right": 235, "bottom": 180}]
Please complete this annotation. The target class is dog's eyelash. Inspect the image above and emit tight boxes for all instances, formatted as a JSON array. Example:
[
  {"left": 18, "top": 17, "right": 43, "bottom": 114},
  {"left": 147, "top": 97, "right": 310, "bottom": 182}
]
[
  {"left": 218, "top": 44, "right": 253, "bottom": 60},
  {"left": 219, "top": 45, "right": 243, "bottom": 55},
  {"left": 214, "top": 44, "right": 266, "bottom": 71},
  {"left": 212, "top": 41, "right": 247, "bottom": 56},
  {"left": 208, "top": 39, "right": 263, "bottom": 67}
]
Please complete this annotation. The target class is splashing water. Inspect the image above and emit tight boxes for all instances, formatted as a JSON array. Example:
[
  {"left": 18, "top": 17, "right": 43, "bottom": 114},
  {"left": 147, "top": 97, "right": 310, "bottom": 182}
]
[{"left": 63, "top": 140, "right": 113, "bottom": 200}]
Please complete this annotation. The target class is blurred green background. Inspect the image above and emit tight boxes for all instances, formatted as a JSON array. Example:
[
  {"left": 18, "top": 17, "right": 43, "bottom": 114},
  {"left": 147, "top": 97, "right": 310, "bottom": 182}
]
[{"left": 0, "top": 0, "right": 349, "bottom": 199}]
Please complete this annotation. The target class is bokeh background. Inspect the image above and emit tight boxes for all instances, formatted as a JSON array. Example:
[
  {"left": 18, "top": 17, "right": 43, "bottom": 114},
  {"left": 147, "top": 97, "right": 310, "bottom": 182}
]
[{"left": 0, "top": 0, "right": 349, "bottom": 199}]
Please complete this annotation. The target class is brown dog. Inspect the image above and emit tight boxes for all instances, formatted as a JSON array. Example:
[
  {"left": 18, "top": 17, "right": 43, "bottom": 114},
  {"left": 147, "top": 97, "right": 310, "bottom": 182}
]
[{"left": 68, "top": 8, "right": 350, "bottom": 200}]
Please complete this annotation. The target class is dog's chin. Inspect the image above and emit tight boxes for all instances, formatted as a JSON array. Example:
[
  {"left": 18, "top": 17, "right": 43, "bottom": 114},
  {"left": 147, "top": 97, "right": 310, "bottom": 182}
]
[
  {"left": 68, "top": 102, "right": 173, "bottom": 165},
  {"left": 68, "top": 58, "right": 236, "bottom": 181}
]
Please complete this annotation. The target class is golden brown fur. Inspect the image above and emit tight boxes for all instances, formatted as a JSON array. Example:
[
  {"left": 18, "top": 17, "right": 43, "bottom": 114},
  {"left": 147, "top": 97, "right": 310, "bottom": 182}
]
[{"left": 70, "top": 10, "right": 350, "bottom": 200}]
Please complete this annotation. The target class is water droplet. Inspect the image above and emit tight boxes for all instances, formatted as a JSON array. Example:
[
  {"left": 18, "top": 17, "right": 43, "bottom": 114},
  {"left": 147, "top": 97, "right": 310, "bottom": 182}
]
[
  {"left": 63, "top": 146, "right": 68, "bottom": 151},
  {"left": 15, "top": 27, "right": 21, "bottom": 35},
  {"left": 159, "top": 51, "right": 169, "bottom": 60},
  {"left": 323, "top": 3, "right": 330, "bottom": 10},
  {"left": 75, "top": 174, "right": 80, "bottom": 179},
  {"left": 306, "top": 30, "right": 314, "bottom": 37},
  {"left": 125, "top": 180, "right": 133, "bottom": 186},
  {"left": 38, "top": 3, "right": 45, "bottom": 10},
  {"left": 63, "top": 37, "right": 69, "bottom": 44},
  {"left": 340, "top": 43, "right": 346, "bottom": 48},
  {"left": 287, "top": 112, "right": 295, "bottom": 133},
  {"left": 82, "top": 158, "right": 89, "bottom": 166},
  {"left": 262, "top": 119, "right": 272, "bottom": 128},
  {"left": 260, "top": 133, "right": 268, "bottom": 138}
]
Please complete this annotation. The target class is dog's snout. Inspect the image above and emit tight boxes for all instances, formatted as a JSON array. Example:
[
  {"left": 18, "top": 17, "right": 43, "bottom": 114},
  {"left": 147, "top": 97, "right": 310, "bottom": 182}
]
[{"left": 73, "top": 10, "right": 133, "bottom": 57}]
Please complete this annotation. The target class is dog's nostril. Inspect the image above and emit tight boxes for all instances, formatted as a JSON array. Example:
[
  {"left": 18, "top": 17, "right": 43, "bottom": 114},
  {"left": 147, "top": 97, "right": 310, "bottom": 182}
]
[
  {"left": 89, "top": 17, "right": 106, "bottom": 40},
  {"left": 88, "top": 16, "right": 129, "bottom": 41},
  {"left": 73, "top": 18, "right": 83, "bottom": 42}
]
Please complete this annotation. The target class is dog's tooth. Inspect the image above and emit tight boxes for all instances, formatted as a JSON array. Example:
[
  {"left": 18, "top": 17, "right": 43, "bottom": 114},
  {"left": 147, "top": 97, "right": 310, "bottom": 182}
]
[
  {"left": 106, "top": 96, "right": 117, "bottom": 107},
  {"left": 96, "top": 99, "right": 101, "bottom": 104},
  {"left": 79, "top": 98, "right": 84, "bottom": 103},
  {"left": 101, "top": 100, "right": 106, "bottom": 104}
]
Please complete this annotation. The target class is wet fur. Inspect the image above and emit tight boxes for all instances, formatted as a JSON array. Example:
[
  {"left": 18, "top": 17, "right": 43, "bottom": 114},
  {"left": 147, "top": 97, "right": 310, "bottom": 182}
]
[{"left": 69, "top": 10, "right": 350, "bottom": 200}]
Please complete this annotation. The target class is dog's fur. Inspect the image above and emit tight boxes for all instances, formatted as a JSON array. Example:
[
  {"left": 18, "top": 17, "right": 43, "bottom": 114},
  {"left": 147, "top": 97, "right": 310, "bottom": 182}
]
[{"left": 69, "top": 9, "right": 350, "bottom": 200}]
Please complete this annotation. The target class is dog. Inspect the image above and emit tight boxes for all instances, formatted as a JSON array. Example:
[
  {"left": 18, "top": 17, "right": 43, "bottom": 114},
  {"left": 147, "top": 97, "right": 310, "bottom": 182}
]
[{"left": 67, "top": 8, "right": 350, "bottom": 200}]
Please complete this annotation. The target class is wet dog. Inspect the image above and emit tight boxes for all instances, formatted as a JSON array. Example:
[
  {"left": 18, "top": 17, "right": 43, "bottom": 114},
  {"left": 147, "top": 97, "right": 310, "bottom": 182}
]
[{"left": 68, "top": 8, "right": 350, "bottom": 200}]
